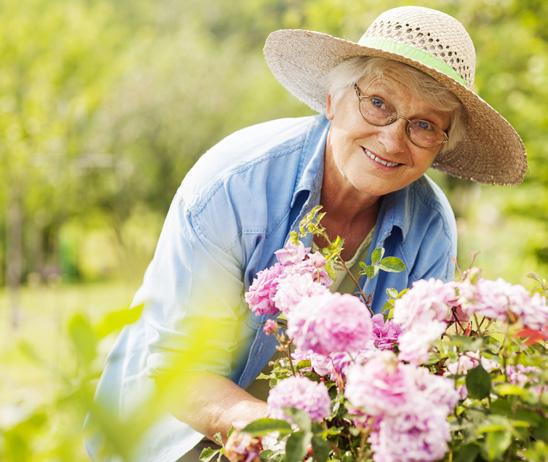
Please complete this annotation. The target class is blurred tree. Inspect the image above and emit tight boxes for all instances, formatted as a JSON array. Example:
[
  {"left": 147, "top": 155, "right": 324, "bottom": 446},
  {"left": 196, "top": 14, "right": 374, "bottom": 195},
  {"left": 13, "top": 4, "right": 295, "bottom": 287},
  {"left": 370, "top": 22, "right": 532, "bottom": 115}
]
[
  {"left": 0, "top": 0, "right": 129, "bottom": 325},
  {"left": 0, "top": 0, "right": 545, "bottom": 295}
]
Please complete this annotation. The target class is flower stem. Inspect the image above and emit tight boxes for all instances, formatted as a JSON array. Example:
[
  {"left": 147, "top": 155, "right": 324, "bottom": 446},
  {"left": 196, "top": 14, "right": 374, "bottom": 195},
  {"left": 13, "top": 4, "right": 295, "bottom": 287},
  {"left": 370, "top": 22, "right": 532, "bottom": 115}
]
[
  {"left": 336, "top": 256, "right": 375, "bottom": 317},
  {"left": 317, "top": 229, "right": 374, "bottom": 316},
  {"left": 285, "top": 339, "right": 297, "bottom": 376}
]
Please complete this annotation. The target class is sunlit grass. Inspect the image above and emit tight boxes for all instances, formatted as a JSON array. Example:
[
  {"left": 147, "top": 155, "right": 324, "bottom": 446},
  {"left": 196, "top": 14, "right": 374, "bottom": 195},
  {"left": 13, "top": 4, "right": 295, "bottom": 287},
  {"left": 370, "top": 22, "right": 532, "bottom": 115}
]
[{"left": 0, "top": 281, "right": 137, "bottom": 410}]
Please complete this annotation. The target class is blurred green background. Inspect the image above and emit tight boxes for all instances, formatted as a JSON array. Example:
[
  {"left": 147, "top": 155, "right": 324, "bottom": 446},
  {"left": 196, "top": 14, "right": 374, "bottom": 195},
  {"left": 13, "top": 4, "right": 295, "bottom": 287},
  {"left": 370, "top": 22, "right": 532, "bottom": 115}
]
[{"left": 0, "top": 0, "right": 546, "bottom": 460}]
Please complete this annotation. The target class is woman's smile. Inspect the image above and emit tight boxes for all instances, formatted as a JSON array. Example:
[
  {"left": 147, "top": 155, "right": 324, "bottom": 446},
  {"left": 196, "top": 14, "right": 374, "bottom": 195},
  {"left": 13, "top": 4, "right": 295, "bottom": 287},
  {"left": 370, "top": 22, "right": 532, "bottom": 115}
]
[{"left": 362, "top": 147, "right": 401, "bottom": 169}]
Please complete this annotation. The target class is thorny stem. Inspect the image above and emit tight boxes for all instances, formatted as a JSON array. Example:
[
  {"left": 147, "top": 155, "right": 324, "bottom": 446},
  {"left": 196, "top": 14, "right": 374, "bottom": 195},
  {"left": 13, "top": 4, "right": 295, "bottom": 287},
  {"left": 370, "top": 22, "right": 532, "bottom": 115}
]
[
  {"left": 474, "top": 314, "right": 492, "bottom": 336},
  {"left": 451, "top": 308, "right": 466, "bottom": 335},
  {"left": 473, "top": 313, "right": 482, "bottom": 334},
  {"left": 357, "top": 430, "right": 368, "bottom": 461},
  {"left": 498, "top": 323, "right": 511, "bottom": 383},
  {"left": 275, "top": 329, "right": 297, "bottom": 376},
  {"left": 356, "top": 417, "right": 375, "bottom": 461}
]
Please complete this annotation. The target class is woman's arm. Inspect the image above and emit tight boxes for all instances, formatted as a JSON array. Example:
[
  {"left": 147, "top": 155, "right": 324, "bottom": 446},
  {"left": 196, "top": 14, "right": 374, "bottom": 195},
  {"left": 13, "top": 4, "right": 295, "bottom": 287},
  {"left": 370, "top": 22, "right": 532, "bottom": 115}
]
[{"left": 174, "top": 372, "right": 268, "bottom": 441}]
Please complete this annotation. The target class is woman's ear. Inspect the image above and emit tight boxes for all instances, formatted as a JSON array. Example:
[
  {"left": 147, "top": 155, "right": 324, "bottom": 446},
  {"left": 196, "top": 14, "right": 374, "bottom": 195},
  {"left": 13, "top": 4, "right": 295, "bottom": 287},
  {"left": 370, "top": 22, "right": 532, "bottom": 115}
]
[{"left": 326, "top": 94, "right": 335, "bottom": 120}]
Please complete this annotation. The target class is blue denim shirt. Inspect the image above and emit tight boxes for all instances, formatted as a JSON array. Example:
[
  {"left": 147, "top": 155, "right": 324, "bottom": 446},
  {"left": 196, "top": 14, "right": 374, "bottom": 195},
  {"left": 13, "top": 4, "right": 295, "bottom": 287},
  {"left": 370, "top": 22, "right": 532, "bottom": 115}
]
[{"left": 92, "top": 115, "right": 456, "bottom": 462}]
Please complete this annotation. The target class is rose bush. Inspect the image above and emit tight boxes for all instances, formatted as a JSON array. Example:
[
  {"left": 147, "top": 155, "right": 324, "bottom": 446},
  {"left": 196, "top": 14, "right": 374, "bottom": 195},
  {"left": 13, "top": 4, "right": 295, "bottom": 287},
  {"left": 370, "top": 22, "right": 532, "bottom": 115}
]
[{"left": 204, "top": 208, "right": 547, "bottom": 462}]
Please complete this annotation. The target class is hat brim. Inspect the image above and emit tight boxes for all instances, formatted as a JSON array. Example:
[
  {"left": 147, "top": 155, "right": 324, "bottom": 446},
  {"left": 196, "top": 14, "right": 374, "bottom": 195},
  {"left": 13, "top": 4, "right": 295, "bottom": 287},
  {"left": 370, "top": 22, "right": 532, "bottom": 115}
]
[{"left": 264, "top": 29, "right": 527, "bottom": 185}]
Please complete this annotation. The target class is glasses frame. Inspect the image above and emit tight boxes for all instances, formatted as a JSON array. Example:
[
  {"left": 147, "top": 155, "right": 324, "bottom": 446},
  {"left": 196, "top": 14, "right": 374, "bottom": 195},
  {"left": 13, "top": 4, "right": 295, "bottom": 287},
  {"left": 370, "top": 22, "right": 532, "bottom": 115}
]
[{"left": 353, "top": 83, "right": 449, "bottom": 149}]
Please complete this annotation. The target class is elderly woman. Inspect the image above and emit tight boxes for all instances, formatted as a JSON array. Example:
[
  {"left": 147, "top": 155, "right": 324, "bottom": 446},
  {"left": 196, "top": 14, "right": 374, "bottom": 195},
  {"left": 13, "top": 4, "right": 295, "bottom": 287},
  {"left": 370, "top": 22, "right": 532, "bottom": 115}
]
[{"left": 91, "top": 6, "right": 526, "bottom": 462}]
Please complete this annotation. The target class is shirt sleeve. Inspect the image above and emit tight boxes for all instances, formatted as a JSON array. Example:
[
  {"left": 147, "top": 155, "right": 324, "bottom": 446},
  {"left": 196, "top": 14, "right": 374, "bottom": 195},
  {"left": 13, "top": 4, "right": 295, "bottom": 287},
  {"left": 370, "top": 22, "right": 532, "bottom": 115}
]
[{"left": 133, "top": 188, "right": 254, "bottom": 379}]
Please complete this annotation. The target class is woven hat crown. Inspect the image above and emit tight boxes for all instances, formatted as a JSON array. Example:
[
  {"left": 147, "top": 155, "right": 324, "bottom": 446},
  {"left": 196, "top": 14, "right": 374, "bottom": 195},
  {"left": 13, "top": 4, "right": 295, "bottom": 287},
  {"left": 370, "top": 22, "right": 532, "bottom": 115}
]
[{"left": 361, "top": 6, "right": 476, "bottom": 88}]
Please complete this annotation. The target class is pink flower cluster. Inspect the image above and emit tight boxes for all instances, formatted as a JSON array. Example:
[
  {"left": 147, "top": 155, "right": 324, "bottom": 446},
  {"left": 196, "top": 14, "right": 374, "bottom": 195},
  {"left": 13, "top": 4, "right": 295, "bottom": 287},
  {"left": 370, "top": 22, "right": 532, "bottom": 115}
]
[
  {"left": 389, "top": 274, "right": 547, "bottom": 366},
  {"left": 371, "top": 313, "right": 401, "bottom": 351},
  {"left": 287, "top": 315, "right": 400, "bottom": 382},
  {"left": 287, "top": 292, "right": 373, "bottom": 356},
  {"left": 369, "top": 409, "right": 451, "bottom": 462},
  {"left": 244, "top": 263, "right": 285, "bottom": 315},
  {"left": 445, "top": 351, "right": 498, "bottom": 376},
  {"left": 292, "top": 349, "right": 374, "bottom": 383},
  {"left": 393, "top": 278, "right": 457, "bottom": 364},
  {"left": 506, "top": 364, "right": 540, "bottom": 386},
  {"left": 274, "top": 273, "right": 328, "bottom": 315},
  {"left": 267, "top": 376, "right": 331, "bottom": 422},
  {"left": 245, "top": 241, "right": 331, "bottom": 316},
  {"left": 457, "top": 277, "right": 548, "bottom": 331},
  {"left": 345, "top": 351, "right": 458, "bottom": 462},
  {"left": 224, "top": 431, "right": 262, "bottom": 462}
]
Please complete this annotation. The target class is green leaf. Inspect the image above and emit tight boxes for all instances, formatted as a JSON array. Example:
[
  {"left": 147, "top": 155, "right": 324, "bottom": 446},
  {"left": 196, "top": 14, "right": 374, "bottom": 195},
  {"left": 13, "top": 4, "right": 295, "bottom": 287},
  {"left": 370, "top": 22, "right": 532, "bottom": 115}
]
[
  {"left": 359, "top": 264, "right": 377, "bottom": 280},
  {"left": 94, "top": 304, "right": 143, "bottom": 339},
  {"left": 285, "top": 431, "right": 308, "bottom": 462},
  {"left": 478, "top": 422, "right": 509, "bottom": 433},
  {"left": 18, "top": 340, "right": 46, "bottom": 366},
  {"left": 446, "top": 335, "right": 484, "bottom": 352},
  {"left": 371, "top": 247, "right": 384, "bottom": 264},
  {"left": 340, "top": 451, "right": 355, "bottom": 462},
  {"left": 311, "top": 434, "right": 329, "bottom": 462},
  {"left": 466, "top": 364, "right": 492, "bottom": 399},
  {"left": 519, "top": 440, "right": 548, "bottom": 462},
  {"left": 260, "top": 449, "right": 275, "bottom": 461},
  {"left": 494, "top": 384, "right": 528, "bottom": 397},
  {"left": 199, "top": 447, "right": 219, "bottom": 462},
  {"left": 212, "top": 432, "right": 223, "bottom": 446},
  {"left": 378, "top": 256, "right": 406, "bottom": 273},
  {"left": 483, "top": 430, "right": 512, "bottom": 460},
  {"left": 454, "top": 443, "right": 479, "bottom": 462},
  {"left": 513, "top": 410, "right": 541, "bottom": 427},
  {"left": 241, "top": 418, "right": 292, "bottom": 436},
  {"left": 490, "top": 398, "right": 511, "bottom": 416},
  {"left": 289, "top": 231, "right": 300, "bottom": 245},
  {"left": 386, "top": 288, "right": 400, "bottom": 299},
  {"left": 532, "top": 416, "right": 548, "bottom": 442},
  {"left": 285, "top": 408, "right": 311, "bottom": 433},
  {"left": 67, "top": 312, "right": 97, "bottom": 367}
]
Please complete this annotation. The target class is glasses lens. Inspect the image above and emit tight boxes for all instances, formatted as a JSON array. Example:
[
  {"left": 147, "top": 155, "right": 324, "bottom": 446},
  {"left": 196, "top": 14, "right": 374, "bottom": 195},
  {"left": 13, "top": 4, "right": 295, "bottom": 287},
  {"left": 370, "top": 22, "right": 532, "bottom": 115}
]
[
  {"left": 359, "top": 96, "right": 395, "bottom": 126},
  {"left": 407, "top": 119, "right": 447, "bottom": 148}
]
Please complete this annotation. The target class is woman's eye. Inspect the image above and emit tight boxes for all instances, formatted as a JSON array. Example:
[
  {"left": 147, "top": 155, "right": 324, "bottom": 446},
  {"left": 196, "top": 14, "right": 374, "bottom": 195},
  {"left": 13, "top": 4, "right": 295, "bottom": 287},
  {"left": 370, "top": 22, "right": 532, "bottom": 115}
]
[
  {"left": 416, "top": 120, "right": 434, "bottom": 131},
  {"left": 369, "top": 96, "right": 385, "bottom": 109}
]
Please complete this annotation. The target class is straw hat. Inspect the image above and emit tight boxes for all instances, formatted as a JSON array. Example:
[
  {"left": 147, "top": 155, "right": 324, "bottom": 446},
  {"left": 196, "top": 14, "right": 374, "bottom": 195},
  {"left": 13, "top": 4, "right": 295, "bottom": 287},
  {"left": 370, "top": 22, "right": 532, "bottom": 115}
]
[{"left": 264, "top": 6, "right": 527, "bottom": 184}]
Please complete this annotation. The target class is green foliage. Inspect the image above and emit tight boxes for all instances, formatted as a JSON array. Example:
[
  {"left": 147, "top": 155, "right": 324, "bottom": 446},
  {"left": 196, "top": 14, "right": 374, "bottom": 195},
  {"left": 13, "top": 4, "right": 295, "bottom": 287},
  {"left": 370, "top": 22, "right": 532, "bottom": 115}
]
[
  {"left": 466, "top": 364, "right": 492, "bottom": 400},
  {"left": 242, "top": 419, "right": 293, "bottom": 436},
  {"left": 359, "top": 247, "right": 406, "bottom": 280},
  {"left": 0, "top": 301, "right": 139, "bottom": 461}
]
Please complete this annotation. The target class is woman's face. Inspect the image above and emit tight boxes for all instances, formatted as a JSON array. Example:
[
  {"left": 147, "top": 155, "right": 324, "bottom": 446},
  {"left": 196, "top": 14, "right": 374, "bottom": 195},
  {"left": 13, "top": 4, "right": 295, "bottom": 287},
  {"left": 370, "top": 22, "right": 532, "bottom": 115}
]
[{"left": 325, "top": 76, "right": 452, "bottom": 201}]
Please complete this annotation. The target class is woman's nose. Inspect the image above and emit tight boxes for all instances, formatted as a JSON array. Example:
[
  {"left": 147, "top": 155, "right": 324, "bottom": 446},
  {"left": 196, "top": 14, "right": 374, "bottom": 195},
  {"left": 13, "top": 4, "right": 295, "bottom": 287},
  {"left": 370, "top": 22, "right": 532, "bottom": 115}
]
[{"left": 377, "top": 118, "right": 408, "bottom": 154}]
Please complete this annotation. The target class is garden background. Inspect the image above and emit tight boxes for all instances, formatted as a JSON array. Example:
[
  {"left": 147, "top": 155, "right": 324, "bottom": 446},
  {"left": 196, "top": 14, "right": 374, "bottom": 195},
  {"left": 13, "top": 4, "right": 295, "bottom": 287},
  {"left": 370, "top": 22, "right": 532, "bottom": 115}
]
[{"left": 0, "top": 0, "right": 546, "bottom": 460}]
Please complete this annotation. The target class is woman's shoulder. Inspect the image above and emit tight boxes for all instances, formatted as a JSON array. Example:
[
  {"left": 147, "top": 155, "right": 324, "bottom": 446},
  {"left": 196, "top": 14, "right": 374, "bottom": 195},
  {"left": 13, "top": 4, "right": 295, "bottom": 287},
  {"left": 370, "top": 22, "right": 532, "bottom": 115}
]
[
  {"left": 381, "top": 175, "right": 456, "bottom": 247},
  {"left": 412, "top": 176, "right": 454, "bottom": 220},
  {"left": 179, "top": 115, "right": 322, "bottom": 210}
]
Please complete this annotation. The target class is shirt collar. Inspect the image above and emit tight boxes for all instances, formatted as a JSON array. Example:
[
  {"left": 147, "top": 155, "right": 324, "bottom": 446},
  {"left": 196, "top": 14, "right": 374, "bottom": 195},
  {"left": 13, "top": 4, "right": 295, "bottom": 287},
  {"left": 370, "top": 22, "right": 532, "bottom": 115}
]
[
  {"left": 376, "top": 184, "right": 415, "bottom": 241},
  {"left": 290, "top": 115, "right": 330, "bottom": 207}
]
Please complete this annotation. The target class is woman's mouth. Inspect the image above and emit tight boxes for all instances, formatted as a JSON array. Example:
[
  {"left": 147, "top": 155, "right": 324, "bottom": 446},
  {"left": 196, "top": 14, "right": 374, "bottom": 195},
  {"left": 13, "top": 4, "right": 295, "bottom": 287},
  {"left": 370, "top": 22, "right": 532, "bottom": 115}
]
[{"left": 363, "top": 147, "right": 401, "bottom": 168}]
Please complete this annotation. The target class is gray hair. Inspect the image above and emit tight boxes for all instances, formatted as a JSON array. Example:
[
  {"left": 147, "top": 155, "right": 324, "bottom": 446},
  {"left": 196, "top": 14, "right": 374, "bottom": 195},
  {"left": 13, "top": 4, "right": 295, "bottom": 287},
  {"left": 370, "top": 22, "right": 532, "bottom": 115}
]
[{"left": 325, "top": 57, "right": 465, "bottom": 153}]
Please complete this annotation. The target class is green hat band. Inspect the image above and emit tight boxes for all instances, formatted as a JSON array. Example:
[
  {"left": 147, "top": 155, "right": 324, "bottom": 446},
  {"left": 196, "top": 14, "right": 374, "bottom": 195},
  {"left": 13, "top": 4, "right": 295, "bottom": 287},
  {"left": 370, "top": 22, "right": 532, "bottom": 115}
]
[{"left": 359, "top": 36, "right": 468, "bottom": 87}]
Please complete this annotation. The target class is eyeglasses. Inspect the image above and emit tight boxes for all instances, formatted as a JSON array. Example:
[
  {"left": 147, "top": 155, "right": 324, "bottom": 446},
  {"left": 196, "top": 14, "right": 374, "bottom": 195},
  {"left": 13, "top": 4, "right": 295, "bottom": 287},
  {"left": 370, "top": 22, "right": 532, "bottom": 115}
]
[{"left": 353, "top": 84, "right": 449, "bottom": 149}]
